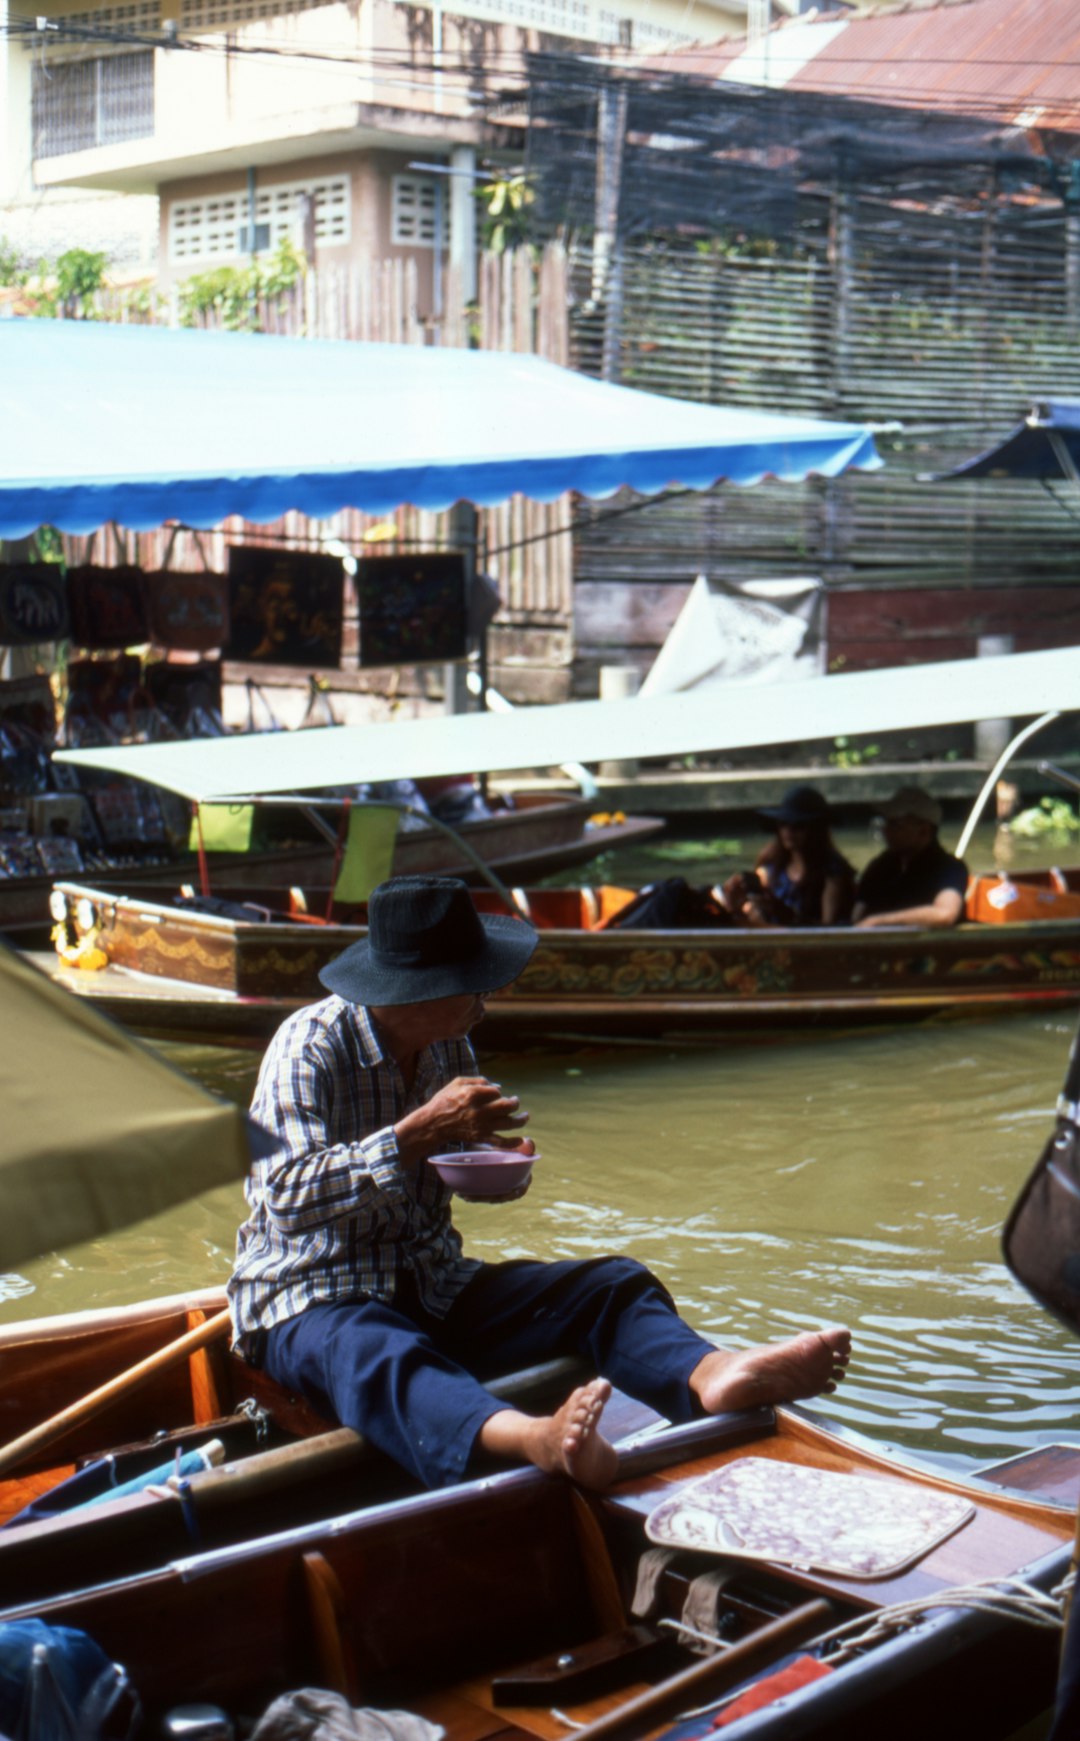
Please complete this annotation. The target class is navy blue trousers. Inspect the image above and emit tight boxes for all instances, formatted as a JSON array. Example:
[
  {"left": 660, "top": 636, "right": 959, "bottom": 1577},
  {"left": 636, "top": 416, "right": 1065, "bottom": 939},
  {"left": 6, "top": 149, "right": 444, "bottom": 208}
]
[{"left": 257, "top": 1256, "right": 714, "bottom": 1489}]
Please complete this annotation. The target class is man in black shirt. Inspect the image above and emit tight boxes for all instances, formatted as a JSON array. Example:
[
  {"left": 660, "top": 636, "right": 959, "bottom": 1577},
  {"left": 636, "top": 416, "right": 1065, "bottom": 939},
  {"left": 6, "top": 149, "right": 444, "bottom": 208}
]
[{"left": 853, "top": 787, "right": 968, "bottom": 929}]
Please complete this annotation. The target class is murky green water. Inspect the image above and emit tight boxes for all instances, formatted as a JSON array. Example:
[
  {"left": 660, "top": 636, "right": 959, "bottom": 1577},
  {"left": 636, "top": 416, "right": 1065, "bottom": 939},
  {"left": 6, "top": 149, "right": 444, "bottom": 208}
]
[{"left": 4, "top": 815, "right": 1080, "bottom": 1478}]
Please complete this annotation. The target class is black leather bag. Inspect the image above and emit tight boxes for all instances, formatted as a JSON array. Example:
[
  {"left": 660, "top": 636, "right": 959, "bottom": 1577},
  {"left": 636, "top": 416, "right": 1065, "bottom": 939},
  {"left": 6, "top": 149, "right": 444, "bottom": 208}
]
[
  {"left": 1002, "top": 1018, "right": 1080, "bottom": 1337},
  {"left": 605, "top": 877, "right": 732, "bottom": 930}
]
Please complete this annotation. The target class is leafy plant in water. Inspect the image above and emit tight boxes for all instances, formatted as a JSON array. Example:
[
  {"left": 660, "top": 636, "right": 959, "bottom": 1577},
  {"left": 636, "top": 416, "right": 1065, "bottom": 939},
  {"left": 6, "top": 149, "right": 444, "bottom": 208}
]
[
  {"left": 1007, "top": 797, "right": 1080, "bottom": 842},
  {"left": 828, "top": 736, "right": 880, "bottom": 769}
]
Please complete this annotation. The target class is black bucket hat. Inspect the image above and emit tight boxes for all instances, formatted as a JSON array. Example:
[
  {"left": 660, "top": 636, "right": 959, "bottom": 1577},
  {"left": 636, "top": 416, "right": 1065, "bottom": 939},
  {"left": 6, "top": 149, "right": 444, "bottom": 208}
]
[
  {"left": 759, "top": 784, "right": 830, "bottom": 826},
  {"left": 318, "top": 875, "right": 538, "bottom": 1007}
]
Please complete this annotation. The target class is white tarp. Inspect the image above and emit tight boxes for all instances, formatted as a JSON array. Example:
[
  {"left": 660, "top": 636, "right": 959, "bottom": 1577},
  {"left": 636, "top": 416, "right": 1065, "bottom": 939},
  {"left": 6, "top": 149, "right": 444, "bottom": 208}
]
[
  {"left": 53, "top": 644, "right": 1080, "bottom": 801},
  {"left": 641, "top": 575, "right": 824, "bottom": 696}
]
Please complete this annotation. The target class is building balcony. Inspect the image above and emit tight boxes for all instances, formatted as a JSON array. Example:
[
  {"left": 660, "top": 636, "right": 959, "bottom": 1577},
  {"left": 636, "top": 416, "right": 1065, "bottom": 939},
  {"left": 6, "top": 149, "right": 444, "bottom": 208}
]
[{"left": 28, "top": 0, "right": 526, "bottom": 192}]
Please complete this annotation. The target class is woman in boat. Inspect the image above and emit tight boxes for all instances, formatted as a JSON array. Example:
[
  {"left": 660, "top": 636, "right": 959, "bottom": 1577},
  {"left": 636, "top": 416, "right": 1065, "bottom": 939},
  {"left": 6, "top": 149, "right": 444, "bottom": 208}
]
[
  {"left": 748, "top": 785, "right": 856, "bottom": 927},
  {"left": 228, "top": 875, "right": 852, "bottom": 1495}
]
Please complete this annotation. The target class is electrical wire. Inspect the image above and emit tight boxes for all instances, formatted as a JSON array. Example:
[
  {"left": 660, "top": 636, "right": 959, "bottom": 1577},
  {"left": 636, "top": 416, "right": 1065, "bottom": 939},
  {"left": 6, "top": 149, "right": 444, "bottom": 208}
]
[{"left": 12, "top": 11, "right": 1080, "bottom": 126}]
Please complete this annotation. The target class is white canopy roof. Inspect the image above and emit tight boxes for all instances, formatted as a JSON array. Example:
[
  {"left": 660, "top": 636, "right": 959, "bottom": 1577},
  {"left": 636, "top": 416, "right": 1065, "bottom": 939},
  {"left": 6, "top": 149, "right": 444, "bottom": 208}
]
[{"left": 54, "top": 645, "right": 1080, "bottom": 801}]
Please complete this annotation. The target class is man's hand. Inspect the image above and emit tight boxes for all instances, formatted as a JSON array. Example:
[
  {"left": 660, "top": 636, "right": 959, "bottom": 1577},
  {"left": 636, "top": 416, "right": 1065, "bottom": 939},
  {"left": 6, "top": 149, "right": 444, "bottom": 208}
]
[{"left": 394, "top": 1076, "right": 534, "bottom": 1169}]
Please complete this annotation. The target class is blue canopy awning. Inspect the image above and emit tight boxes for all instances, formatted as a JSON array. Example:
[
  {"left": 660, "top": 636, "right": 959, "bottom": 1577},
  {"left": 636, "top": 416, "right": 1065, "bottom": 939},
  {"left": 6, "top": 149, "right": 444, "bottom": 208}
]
[
  {"left": 937, "top": 401, "right": 1080, "bottom": 481},
  {"left": 0, "top": 319, "right": 881, "bottom": 536}
]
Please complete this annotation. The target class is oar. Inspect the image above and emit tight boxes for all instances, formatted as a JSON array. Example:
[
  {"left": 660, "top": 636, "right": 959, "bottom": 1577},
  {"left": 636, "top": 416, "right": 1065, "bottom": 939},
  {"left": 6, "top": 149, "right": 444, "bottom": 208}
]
[
  {"left": 0, "top": 1307, "right": 233, "bottom": 1479},
  {"left": 567, "top": 1597, "right": 834, "bottom": 1741}
]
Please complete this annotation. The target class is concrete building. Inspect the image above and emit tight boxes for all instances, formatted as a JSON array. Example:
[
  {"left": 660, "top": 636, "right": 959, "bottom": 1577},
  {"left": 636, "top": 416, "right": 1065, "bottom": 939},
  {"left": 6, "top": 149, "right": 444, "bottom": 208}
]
[{"left": 1, "top": 0, "right": 760, "bottom": 286}]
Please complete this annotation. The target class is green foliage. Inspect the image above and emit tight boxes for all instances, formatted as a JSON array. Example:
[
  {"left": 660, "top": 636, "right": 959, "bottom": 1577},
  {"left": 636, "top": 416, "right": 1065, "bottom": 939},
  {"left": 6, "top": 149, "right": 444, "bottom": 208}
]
[
  {"left": 477, "top": 174, "right": 534, "bottom": 254},
  {"left": 56, "top": 248, "right": 108, "bottom": 311},
  {"left": 117, "top": 280, "right": 165, "bottom": 323},
  {"left": 1008, "top": 796, "right": 1080, "bottom": 842},
  {"left": 828, "top": 735, "right": 880, "bottom": 769},
  {"left": 176, "top": 239, "right": 306, "bottom": 331},
  {"left": 0, "top": 237, "right": 25, "bottom": 288},
  {"left": 693, "top": 231, "right": 800, "bottom": 263},
  {"left": 24, "top": 247, "right": 110, "bottom": 317},
  {"left": 32, "top": 527, "right": 64, "bottom": 563}
]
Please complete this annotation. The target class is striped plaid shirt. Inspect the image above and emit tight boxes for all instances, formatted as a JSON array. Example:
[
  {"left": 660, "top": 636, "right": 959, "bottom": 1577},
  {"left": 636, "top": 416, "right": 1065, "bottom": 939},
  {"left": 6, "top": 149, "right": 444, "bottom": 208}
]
[{"left": 228, "top": 995, "right": 481, "bottom": 1339}]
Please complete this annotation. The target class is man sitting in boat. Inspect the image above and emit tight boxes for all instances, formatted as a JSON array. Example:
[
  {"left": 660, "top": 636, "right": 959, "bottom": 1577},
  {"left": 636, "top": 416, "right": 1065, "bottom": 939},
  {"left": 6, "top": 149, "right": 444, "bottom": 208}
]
[
  {"left": 228, "top": 874, "right": 851, "bottom": 1493},
  {"left": 853, "top": 787, "right": 968, "bottom": 930}
]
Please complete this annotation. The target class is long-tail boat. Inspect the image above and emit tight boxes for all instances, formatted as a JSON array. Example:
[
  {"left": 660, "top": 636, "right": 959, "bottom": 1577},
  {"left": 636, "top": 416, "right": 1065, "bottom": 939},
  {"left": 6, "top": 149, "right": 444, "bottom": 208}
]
[
  {"left": 29, "top": 864, "right": 1080, "bottom": 1047},
  {"left": 0, "top": 795, "right": 662, "bottom": 938},
  {"left": 0, "top": 1320, "right": 1076, "bottom": 1741}
]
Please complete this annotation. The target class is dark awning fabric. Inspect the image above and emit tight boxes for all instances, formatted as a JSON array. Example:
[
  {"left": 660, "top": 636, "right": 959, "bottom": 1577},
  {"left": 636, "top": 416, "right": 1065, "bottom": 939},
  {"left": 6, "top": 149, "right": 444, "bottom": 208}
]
[
  {"left": 936, "top": 402, "right": 1080, "bottom": 481},
  {"left": 0, "top": 943, "right": 272, "bottom": 1269},
  {"left": 0, "top": 319, "right": 881, "bottom": 536}
]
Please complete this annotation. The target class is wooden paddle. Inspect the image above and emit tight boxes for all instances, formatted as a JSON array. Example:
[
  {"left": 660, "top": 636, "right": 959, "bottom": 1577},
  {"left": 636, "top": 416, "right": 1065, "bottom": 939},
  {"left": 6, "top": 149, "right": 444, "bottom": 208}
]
[{"left": 0, "top": 1307, "right": 233, "bottom": 1479}]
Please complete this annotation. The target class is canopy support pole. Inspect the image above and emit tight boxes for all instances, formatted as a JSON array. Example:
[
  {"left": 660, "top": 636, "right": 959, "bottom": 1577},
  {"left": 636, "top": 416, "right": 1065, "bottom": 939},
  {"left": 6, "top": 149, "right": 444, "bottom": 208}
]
[
  {"left": 206, "top": 795, "right": 528, "bottom": 919},
  {"left": 1038, "top": 761, "right": 1080, "bottom": 797},
  {"left": 1049, "top": 430, "right": 1080, "bottom": 488},
  {"left": 954, "top": 710, "right": 1062, "bottom": 860}
]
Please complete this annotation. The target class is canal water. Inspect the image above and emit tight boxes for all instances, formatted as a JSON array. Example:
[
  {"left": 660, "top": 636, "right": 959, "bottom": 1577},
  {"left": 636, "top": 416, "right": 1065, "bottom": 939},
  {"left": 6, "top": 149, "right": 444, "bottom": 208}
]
[{"left": 5, "top": 816, "right": 1080, "bottom": 1479}]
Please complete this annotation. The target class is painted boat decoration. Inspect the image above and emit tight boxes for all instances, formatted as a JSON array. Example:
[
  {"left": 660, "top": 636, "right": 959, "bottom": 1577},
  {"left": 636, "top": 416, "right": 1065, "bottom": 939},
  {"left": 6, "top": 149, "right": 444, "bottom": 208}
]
[{"left": 31, "top": 867, "right": 1080, "bottom": 1046}]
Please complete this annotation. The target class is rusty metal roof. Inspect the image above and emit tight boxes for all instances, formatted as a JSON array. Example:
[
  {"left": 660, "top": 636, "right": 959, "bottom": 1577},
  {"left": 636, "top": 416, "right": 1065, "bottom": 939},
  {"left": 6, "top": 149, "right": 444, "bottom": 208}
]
[{"left": 649, "top": 0, "right": 1080, "bottom": 137}]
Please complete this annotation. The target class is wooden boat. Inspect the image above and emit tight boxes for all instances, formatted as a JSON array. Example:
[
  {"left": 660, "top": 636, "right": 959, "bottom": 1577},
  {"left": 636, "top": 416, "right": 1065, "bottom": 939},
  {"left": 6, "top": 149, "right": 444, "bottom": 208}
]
[
  {"left": 0, "top": 796, "right": 663, "bottom": 938},
  {"left": 30, "top": 865, "right": 1080, "bottom": 1046},
  {"left": 0, "top": 1287, "right": 611, "bottom": 1610},
  {"left": 0, "top": 1319, "right": 1076, "bottom": 1741}
]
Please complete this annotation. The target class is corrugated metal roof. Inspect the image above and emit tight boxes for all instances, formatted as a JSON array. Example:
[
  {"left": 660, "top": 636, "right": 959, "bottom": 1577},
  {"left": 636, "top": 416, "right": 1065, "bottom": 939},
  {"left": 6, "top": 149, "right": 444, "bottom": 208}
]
[{"left": 650, "top": 0, "right": 1080, "bottom": 137}]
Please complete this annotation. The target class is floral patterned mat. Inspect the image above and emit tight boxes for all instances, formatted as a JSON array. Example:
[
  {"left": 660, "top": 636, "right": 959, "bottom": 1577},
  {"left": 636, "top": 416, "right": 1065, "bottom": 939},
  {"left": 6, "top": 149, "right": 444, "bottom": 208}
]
[{"left": 645, "top": 1458, "right": 975, "bottom": 1580}]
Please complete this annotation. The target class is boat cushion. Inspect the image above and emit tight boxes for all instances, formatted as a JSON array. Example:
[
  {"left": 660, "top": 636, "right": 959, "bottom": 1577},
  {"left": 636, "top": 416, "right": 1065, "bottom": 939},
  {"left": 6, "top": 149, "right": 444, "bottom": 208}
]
[{"left": 645, "top": 1458, "right": 974, "bottom": 1579}]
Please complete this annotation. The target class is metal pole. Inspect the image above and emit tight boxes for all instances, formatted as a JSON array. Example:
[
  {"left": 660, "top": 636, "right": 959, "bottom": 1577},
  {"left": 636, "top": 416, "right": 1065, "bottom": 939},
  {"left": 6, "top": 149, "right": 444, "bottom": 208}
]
[
  {"left": 953, "top": 710, "right": 1062, "bottom": 861},
  {"left": 200, "top": 794, "right": 527, "bottom": 917}
]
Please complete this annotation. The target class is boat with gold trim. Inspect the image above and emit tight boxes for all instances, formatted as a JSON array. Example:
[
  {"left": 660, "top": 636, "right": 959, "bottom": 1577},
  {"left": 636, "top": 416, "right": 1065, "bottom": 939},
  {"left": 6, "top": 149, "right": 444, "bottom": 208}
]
[{"left": 30, "top": 866, "right": 1080, "bottom": 1048}]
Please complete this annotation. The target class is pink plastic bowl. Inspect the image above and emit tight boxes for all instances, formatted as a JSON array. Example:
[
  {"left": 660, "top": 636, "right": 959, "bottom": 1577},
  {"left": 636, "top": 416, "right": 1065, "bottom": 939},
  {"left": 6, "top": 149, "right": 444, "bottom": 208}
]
[{"left": 427, "top": 1149, "right": 538, "bottom": 1199}]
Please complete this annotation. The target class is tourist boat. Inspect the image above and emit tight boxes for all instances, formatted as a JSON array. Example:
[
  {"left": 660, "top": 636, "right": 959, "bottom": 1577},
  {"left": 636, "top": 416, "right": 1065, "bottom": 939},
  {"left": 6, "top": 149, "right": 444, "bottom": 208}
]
[
  {"left": 0, "top": 794, "right": 662, "bottom": 939},
  {"left": 29, "top": 864, "right": 1080, "bottom": 1047},
  {"left": 0, "top": 1303, "right": 1075, "bottom": 1741}
]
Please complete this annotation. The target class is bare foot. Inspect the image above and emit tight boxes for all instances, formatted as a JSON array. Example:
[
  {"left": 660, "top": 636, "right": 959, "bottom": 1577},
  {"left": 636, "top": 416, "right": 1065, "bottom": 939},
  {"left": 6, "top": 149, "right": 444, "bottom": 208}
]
[
  {"left": 536, "top": 1378, "right": 619, "bottom": 1490},
  {"left": 480, "top": 1379, "right": 619, "bottom": 1490},
  {"left": 690, "top": 1327, "right": 851, "bottom": 1414}
]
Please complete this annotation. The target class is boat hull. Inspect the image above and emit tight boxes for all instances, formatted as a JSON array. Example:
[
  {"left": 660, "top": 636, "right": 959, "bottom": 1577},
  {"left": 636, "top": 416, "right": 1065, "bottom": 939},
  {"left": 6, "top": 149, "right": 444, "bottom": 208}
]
[
  {"left": 32, "top": 871, "right": 1080, "bottom": 1046},
  {"left": 0, "top": 1354, "right": 1072, "bottom": 1741}
]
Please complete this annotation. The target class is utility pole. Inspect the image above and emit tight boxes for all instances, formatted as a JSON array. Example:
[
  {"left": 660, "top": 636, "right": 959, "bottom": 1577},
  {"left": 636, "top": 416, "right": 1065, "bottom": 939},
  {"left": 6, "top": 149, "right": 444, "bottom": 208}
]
[{"left": 593, "top": 80, "right": 628, "bottom": 380}]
